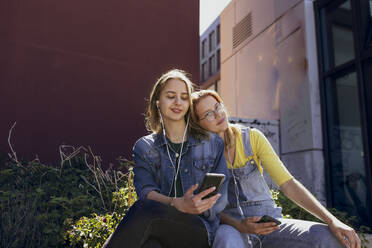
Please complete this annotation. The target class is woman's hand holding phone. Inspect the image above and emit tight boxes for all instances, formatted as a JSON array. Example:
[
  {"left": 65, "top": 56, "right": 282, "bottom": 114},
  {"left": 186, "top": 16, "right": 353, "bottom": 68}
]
[
  {"left": 237, "top": 216, "right": 280, "bottom": 235},
  {"left": 173, "top": 184, "right": 221, "bottom": 214}
]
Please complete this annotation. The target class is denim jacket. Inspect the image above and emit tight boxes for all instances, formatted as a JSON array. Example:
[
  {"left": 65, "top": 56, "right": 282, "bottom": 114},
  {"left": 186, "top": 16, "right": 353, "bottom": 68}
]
[{"left": 132, "top": 132, "right": 229, "bottom": 244}]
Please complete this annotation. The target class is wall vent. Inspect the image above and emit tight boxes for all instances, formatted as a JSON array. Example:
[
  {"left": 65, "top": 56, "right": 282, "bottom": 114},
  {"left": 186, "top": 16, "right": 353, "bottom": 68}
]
[{"left": 233, "top": 12, "right": 252, "bottom": 49}]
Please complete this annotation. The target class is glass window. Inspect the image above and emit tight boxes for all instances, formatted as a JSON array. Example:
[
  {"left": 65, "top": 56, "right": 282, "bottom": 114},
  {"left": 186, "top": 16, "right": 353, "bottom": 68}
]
[
  {"left": 217, "top": 25, "right": 220, "bottom": 45},
  {"left": 217, "top": 49, "right": 221, "bottom": 70},
  {"left": 325, "top": 71, "right": 369, "bottom": 224},
  {"left": 209, "top": 31, "right": 215, "bottom": 52},
  {"left": 209, "top": 55, "right": 215, "bottom": 76},
  {"left": 361, "top": 0, "right": 372, "bottom": 47},
  {"left": 201, "top": 62, "right": 207, "bottom": 81},
  {"left": 201, "top": 39, "right": 207, "bottom": 59},
  {"left": 320, "top": 0, "right": 355, "bottom": 71}
]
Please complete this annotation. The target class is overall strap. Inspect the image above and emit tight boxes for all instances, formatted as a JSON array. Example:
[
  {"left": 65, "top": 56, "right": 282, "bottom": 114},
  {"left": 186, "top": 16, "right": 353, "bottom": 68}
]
[
  {"left": 241, "top": 127, "right": 263, "bottom": 174},
  {"left": 241, "top": 127, "right": 254, "bottom": 157}
]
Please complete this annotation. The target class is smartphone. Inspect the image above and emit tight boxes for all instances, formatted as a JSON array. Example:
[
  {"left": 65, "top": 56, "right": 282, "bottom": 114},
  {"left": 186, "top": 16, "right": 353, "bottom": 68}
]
[
  {"left": 197, "top": 173, "right": 226, "bottom": 200},
  {"left": 256, "top": 215, "right": 281, "bottom": 225}
]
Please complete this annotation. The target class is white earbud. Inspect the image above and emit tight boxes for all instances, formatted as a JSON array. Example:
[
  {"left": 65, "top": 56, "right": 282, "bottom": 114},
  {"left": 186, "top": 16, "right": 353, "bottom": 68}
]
[{"left": 156, "top": 100, "right": 159, "bottom": 109}]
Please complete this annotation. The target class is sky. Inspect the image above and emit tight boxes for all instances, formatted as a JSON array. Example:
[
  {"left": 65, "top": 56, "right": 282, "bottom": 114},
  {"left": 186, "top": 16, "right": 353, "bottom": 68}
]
[{"left": 199, "top": 0, "right": 232, "bottom": 35}]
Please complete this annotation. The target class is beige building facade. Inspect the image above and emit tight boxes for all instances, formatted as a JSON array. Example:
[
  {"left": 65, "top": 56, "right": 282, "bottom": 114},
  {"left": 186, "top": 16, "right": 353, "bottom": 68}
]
[{"left": 220, "top": 0, "right": 326, "bottom": 203}]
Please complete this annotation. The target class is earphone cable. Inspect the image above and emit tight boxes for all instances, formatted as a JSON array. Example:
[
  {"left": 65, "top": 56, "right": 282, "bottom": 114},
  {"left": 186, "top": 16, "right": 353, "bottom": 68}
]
[
  {"left": 227, "top": 148, "right": 262, "bottom": 248},
  {"left": 159, "top": 110, "right": 189, "bottom": 197}
]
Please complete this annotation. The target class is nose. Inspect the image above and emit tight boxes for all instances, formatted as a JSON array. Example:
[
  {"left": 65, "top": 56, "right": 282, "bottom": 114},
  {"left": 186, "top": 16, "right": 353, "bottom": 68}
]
[{"left": 174, "top": 96, "right": 181, "bottom": 105}]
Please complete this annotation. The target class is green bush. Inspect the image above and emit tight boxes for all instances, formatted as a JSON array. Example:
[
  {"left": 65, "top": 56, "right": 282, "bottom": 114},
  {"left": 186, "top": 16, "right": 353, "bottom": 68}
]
[
  {"left": 66, "top": 212, "right": 123, "bottom": 248},
  {"left": 0, "top": 147, "right": 132, "bottom": 248},
  {"left": 66, "top": 180, "right": 137, "bottom": 247}
]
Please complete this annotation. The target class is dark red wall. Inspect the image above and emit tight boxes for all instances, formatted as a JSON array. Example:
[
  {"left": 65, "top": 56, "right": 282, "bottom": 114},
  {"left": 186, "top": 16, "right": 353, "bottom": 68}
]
[{"left": 0, "top": 0, "right": 199, "bottom": 165}]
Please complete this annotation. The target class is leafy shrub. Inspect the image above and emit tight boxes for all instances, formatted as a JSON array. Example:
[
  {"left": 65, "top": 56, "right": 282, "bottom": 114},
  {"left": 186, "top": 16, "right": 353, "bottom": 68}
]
[
  {"left": 66, "top": 212, "right": 123, "bottom": 248},
  {"left": 0, "top": 146, "right": 132, "bottom": 248},
  {"left": 65, "top": 177, "right": 137, "bottom": 247}
]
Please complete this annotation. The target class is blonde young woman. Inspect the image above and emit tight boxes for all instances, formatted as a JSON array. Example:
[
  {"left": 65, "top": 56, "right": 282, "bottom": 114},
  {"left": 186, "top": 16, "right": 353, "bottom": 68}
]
[
  {"left": 191, "top": 90, "right": 360, "bottom": 248},
  {"left": 103, "top": 71, "right": 229, "bottom": 248}
]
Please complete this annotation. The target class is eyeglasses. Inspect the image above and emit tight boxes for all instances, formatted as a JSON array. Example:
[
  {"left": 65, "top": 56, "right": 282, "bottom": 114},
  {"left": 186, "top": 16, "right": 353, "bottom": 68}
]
[{"left": 199, "top": 103, "right": 225, "bottom": 122}]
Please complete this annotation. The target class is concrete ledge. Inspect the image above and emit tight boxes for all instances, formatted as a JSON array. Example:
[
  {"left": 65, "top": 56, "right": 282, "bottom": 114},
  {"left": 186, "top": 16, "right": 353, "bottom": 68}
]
[{"left": 360, "top": 233, "right": 372, "bottom": 248}]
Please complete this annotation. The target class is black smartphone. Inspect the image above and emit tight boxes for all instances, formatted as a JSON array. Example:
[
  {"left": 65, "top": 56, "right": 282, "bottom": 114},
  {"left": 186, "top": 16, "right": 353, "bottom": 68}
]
[
  {"left": 197, "top": 173, "right": 226, "bottom": 200},
  {"left": 256, "top": 215, "right": 281, "bottom": 225}
]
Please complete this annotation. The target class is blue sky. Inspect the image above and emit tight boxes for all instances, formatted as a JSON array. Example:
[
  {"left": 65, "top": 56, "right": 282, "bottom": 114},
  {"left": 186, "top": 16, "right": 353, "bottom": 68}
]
[{"left": 199, "top": 0, "right": 231, "bottom": 35}]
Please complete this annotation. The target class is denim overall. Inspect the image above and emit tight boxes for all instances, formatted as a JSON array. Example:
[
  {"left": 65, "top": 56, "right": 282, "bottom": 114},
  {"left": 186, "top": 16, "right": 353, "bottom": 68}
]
[{"left": 213, "top": 127, "right": 343, "bottom": 248}]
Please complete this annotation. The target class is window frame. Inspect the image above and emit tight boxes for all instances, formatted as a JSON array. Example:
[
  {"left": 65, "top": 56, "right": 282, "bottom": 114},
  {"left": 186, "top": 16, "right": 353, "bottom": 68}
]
[{"left": 314, "top": 0, "right": 372, "bottom": 226}]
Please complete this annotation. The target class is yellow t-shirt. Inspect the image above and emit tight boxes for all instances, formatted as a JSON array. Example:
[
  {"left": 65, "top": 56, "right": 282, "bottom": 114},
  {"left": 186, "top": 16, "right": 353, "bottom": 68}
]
[{"left": 226, "top": 127, "right": 293, "bottom": 186}]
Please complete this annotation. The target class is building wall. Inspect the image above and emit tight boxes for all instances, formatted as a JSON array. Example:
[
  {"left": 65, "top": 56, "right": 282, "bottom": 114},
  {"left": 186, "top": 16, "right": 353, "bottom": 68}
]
[
  {"left": 200, "top": 17, "right": 221, "bottom": 84},
  {"left": 220, "top": 0, "right": 326, "bottom": 203},
  {"left": 0, "top": 0, "right": 199, "bottom": 165}
]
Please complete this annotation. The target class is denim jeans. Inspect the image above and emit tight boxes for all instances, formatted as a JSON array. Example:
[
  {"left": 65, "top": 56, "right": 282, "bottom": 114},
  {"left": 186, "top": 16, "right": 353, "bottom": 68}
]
[
  {"left": 103, "top": 199, "right": 209, "bottom": 248},
  {"left": 212, "top": 218, "right": 343, "bottom": 248}
]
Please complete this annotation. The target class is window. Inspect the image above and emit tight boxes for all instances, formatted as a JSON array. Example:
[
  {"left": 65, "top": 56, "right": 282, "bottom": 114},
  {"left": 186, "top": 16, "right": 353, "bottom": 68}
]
[
  {"left": 320, "top": 0, "right": 354, "bottom": 70},
  {"left": 324, "top": 70, "right": 368, "bottom": 221},
  {"left": 217, "top": 49, "right": 221, "bottom": 70},
  {"left": 209, "top": 31, "right": 215, "bottom": 52},
  {"left": 209, "top": 55, "right": 215, "bottom": 76},
  {"left": 201, "top": 62, "right": 207, "bottom": 81},
  {"left": 315, "top": 0, "right": 372, "bottom": 226},
  {"left": 201, "top": 39, "right": 207, "bottom": 59},
  {"left": 217, "top": 25, "right": 220, "bottom": 45}
]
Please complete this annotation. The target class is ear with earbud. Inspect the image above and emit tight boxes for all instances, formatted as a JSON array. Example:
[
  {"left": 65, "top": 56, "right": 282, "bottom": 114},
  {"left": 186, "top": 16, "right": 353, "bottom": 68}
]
[{"left": 156, "top": 100, "right": 159, "bottom": 109}]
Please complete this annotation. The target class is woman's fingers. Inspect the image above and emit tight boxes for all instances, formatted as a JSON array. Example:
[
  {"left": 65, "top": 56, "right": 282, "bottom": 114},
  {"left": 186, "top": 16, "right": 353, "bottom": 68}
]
[
  {"left": 333, "top": 228, "right": 360, "bottom": 248},
  {"left": 184, "top": 184, "right": 198, "bottom": 196},
  {"left": 356, "top": 232, "right": 361, "bottom": 248},
  {"left": 253, "top": 221, "right": 280, "bottom": 235},
  {"left": 345, "top": 230, "right": 360, "bottom": 248},
  {"left": 328, "top": 219, "right": 360, "bottom": 248},
  {"left": 194, "top": 186, "right": 216, "bottom": 200},
  {"left": 181, "top": 185, "right": 222, "bottom": 214},
  {"left": 256, "top": 223, "right": 280, "bottom": 234},
  {"left": 246, "top": 217, "right": 261, "bottom": 222},
  {"left": 192, "top": 193, "right": 220, "bottom": 214},
  {"left": 240, "top": 217, "right": 280, "bottom": 235}
]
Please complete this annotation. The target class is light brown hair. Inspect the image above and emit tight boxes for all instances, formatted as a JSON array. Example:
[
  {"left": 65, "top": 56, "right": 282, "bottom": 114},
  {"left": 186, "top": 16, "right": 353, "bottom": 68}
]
[
  {"left": 145, "top": 69, "right": 208, "bottom": 139},
  {"left": 191, "top": 90, "right": 239, "bottom": 148}
]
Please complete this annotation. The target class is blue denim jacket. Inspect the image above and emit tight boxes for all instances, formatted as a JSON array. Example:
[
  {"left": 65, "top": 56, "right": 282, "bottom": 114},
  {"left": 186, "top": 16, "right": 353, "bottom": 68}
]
[{"left": 132, "top": 132, "right": 229, "bottom": 244}]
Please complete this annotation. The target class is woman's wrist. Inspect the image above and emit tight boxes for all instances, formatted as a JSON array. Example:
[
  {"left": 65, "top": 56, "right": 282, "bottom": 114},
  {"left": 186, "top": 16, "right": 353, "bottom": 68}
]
[
  {"left": 171, "top": 197, "right": 185, "bottom": 212},
  {"left": 169, "top": 196, "right": 176, "bottom": 207}
]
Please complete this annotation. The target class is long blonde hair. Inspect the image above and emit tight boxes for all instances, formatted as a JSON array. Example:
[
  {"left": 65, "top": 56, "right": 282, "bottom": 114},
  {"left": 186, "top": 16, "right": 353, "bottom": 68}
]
[
  {"left": 145, "top": 69, "right": 209, "bottom": 139},
  {"left": 191, "top": 90, "right": 239, "bottom": 148}
]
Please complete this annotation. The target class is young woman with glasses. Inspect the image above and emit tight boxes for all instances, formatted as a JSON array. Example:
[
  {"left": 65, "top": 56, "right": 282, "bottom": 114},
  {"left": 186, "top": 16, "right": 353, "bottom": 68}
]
[
  {"left": 103, "top": 71, "right": 229, "bottom": 248},
  {"left": 191, "top": 90, "right": 360, "bottom": 248}
]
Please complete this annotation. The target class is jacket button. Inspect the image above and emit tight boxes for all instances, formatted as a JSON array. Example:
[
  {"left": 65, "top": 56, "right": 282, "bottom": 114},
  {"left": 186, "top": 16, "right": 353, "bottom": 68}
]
[
  {"left": 184, "top": 168, "right": 188, "bottom": 173},
  {"left": 202, "top": 166, "right": 206, "bottom": 170},
  {"left": 250, "top": 160, "right": 254, "bottom": 164}
]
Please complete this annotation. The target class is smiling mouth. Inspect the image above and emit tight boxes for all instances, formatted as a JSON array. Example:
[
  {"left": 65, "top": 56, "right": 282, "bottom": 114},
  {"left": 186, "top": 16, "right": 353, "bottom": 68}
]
[{"left": 171, "top": 108, "right": 182, "bottom": 114}]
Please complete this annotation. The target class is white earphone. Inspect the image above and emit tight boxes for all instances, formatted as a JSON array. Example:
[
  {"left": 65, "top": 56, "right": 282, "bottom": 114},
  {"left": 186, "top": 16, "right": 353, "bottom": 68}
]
[{"left": 157, "top": 98, "right": 189, "bottom": 197}]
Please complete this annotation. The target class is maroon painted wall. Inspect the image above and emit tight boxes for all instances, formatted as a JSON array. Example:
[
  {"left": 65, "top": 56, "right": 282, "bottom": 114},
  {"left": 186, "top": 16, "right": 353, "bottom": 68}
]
[{"left": 0, "top": 0, "right": 199, "bottom": 165}]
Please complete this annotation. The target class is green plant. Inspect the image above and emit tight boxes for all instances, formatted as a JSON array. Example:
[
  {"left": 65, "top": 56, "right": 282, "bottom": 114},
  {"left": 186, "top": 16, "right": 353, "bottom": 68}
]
[
  {"left": 66, "top": 212, "right": 123, "bottom": 248},
  {"left": 0, "top": 146, "right": 132, "bottom": 248},
  {"left": 65, "top": 183, "right": 137, "bottom": 248}
]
